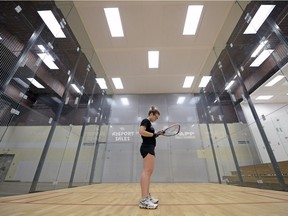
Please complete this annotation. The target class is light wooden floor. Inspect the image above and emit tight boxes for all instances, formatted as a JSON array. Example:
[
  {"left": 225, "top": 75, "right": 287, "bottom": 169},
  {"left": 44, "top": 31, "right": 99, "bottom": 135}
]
[{"left": 0, "top": 183, "right": 288, "bottom": 216}]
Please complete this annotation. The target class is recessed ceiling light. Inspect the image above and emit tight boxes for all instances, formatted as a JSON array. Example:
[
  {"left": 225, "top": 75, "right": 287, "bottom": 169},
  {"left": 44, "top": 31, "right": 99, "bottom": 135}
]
[
  {"left": 244, "top": 5, "right": 275, "bottom": 34},
  {"left": 225, "top": 80, "right": 235, "bottom": 90},
  {"left": 177, "top": 97, "right": 186, "bottom": 104},
  {"left": 148, "top": 51, "right": 159, "bottom": 68},
  {"left": 37, "top": 53, "right": 59, "bottom": 69},
  {"left": 13, "top": 78, "right": 29, "bottom": 88},
  {"left": 199, "top": 76, "right": 211, "bottom": 87},
  {"left": 104, "top": 8, "right": 124, "bottom": 37},
  {"left": 96, "top": 78, "right": 108, "bottom": 89},
  {"left": 265, "top": 75, "right": 285, "bottom": 87},
  {"left": 37, "top": 45, "right": 46, "bottom": 52},
  {"left": 37, "top": 10, "right": 66, "bottom": 38},
  {"left": 183, "top": 5, "right": 203, "bottom": 35},
  {"left": 189, "top": 97, "right": 200, "bottom": 104},
  {"left": 121, "top": 97, "right": 129, "bottom": 105},
  {"left": 250, "top": 49, "right": 274, "bottom": 67},
  {"left": 112, "top": 78, "right": 124, "bottom": 89},
  {"left": 251, "top": 40, "right": 268, "bottom": 58},
  {"left": 27, "top": 78, "right": 45, "bottom": 89},
  {"left": 71, "top": 84, "right": 82, "bottom": 94},
  {"left": 51, "top": 97, "right": 62, "bottom": 103},
  {"left": 256, "top": 95, "right": 273, "bottom": 100},
  {"left": 183, "top": 76, "right": 194, "bottom": 88}
]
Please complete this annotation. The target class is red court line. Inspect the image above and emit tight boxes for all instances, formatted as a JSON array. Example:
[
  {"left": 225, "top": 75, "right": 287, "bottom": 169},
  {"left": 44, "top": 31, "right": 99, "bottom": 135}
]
[
  {"left": 1, "top": 190, "right": 239, "bottom": 203},
  {"left": 2, "top": 190, "right": 287, "bottom": 206},
  {"left": 24, "top": 193, "right": 71, "bottom": 203},
  {"left": 0, "top": 193, "right": 54, "bottom": 203},
  {"left": 0, "top": 192, "right": 70, "bottom": 203},
  {"left": 0, "top": 200, "right": 287, "bottom": 207},
  {"left": 243, "top": 191, "right": 288, "bottom": 202},
  {"left": 80, "top": 196, "right": 99, "bottom": 203},
  {"left": 160, "top": 201, "right": 288, "bottom": 206},
  {"left": 256, "top": 190, "right": 288, "bottom": 197},
  {"left": 51, "top": 190, "right": 247, "bottom": 194}
]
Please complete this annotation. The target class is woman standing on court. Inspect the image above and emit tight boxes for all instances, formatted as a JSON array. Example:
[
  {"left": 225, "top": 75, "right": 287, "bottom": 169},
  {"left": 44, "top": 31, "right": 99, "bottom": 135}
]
[{"left": 138, "top": 106, "right": 163, "bottom": 209}]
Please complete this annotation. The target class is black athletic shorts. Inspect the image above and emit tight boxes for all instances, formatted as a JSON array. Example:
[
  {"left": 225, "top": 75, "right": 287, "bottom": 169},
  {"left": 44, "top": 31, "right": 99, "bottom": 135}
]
[{"left": 140, "top": 144, "right": 155, "bottom": 158}]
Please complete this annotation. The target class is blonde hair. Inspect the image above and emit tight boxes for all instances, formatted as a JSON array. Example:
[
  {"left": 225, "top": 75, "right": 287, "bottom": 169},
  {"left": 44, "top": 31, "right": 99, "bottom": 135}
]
[{"left": 148, "top": 106, "right": 160, "bottom": 116}]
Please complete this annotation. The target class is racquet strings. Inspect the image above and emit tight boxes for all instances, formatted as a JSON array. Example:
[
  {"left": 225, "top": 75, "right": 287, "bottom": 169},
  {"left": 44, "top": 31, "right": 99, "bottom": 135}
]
[{"left": 163, "top": 124, "right": 180, "bottom": 136}]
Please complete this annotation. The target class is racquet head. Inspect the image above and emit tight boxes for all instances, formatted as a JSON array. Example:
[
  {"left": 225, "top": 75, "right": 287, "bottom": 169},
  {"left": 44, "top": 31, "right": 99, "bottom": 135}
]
[{"left": 162, "top": 124, "right": 180, "bottom": 136}]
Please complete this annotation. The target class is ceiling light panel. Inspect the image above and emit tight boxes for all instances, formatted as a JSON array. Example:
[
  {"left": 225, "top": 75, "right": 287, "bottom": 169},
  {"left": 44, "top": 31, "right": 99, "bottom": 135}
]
[
  {"left": 256, "top": 95, "right": 273, "bottom": 100},
  {"left": 250, "top": 49, "right": 274, "bottom": 67},
  {"left": 96, "top": 78, "right": 108, "bottom": 89},
  {"left": 244, "top": 5, "right": 275, "bottom": 34},
  {"left": 71, "top": 84, "right": 82, "bottom": 94},
  {"left": 37, "top": 53, "right": 59, "bottom": 69},
  {"left": 251, "top": 40, "right": 268, "bottom": 58},
  {"left": 37, "top": 10, "right": 66, "bottom": 38},
  {"left": 27, "top": 78, "right": 45, "bottom": 89},
  {"left": 183, "top": 76, "right": 194, "bottom": 88},
  {"left": 199, "top": 76, "right": 211, "bottom": 87},
  {"left": 183, "top": 5, "right": 203, "bottom": 35},
  {"left": 37, "top": 45, "right": 46, "bottom": 52},
  {"left": 121, "top": 97, "right": 129, "bottom": 106},
  {"left": 104, "top": 8, "right": 124, "bottom": 37},
  {"left": 265, "top": 75, "right": 285, "bottom": 87},
  {"left": 177, "top": 97, "right": 186, "bottom": 104},
  {"left": 13, "top": 78, "right": 29, "bottom": 88},
  {"left": 112, "top": 78, "right": 124, "bottom": 89},
  {"left": 148, "top": 51, "right": 159, "bottom": 68},
  {"left": 225, "top": 80, "right": 235, "bottom": 90}
]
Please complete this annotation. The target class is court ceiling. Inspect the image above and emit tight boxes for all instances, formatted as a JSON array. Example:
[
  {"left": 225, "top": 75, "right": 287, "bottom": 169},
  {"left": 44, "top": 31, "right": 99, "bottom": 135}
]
[{"left": 71, "top": 1, "right": 238, "bottom": 95}]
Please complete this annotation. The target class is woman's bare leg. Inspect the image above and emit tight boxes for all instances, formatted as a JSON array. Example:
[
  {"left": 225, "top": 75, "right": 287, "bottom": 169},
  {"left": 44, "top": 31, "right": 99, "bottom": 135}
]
[{"left": 140, "top": 153, "right": 155, "bottom": 199}]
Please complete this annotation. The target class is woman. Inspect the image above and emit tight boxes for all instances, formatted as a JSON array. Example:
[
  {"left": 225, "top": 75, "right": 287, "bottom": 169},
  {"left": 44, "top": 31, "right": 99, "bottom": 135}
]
[{"left": 138, "top": 106, "right": 163, "bottom": 209}]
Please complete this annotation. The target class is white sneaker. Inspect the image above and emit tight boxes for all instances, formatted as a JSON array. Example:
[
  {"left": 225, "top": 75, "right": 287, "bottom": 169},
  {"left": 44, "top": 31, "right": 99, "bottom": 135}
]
[
  {"left": 148, "top": 193, "right": 159, "bottom": 204},
  {"left": 139, "top": 197, "right": 158, "bottom": 209}
]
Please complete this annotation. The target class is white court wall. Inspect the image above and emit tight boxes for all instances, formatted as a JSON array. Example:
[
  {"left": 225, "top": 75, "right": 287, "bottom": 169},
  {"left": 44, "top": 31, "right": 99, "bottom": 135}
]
[
  {"left": 3, "top": 102, "right": 286, "bottom": 183},
  {"left": 1, "top": 121, "right": 261, "bottom": 183},
  {"left": 0, "top": 125, "right": 102, "bottom": 183},
  {"left": 241, "top": 103, "right": 288, "bottom": 163}
]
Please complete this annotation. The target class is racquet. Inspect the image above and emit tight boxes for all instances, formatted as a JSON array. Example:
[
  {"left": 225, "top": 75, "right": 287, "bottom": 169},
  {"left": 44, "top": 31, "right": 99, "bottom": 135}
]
[{"left": 160, "top": 124, "right": 180, "bottom": 136}]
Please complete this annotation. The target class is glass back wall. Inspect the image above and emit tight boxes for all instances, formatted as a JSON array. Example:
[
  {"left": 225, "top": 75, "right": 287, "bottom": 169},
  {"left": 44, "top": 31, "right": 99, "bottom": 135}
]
[
  {"left": 103, "top": 94, "right": 208, "bottom": 183},
  {"left": 205, "top": 1, "right": 288, "bottom": 191},
  {"left": 0, "top": 1, "right": 107, "bottom": 195}
]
